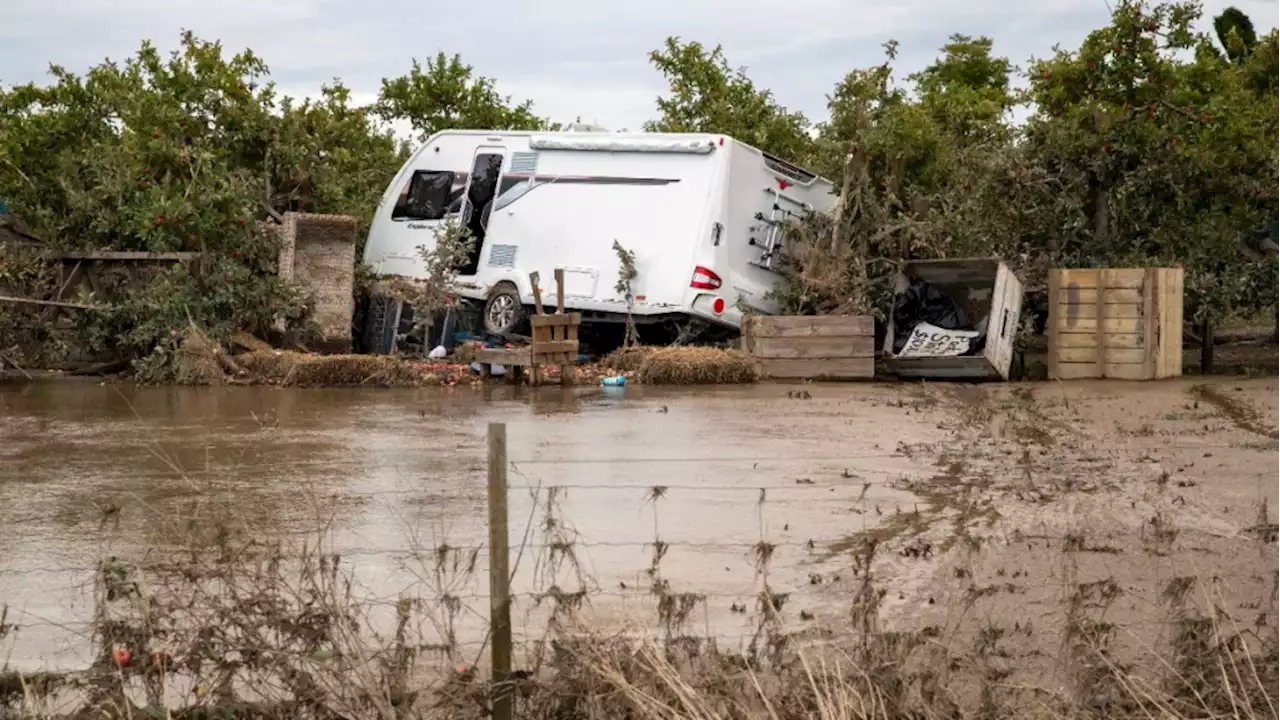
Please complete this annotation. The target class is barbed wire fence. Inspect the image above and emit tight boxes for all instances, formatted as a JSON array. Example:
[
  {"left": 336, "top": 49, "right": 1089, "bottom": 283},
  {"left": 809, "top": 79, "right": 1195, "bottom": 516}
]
[{"left": 1, "top": 421, "right": 1276, "bottom": 718}]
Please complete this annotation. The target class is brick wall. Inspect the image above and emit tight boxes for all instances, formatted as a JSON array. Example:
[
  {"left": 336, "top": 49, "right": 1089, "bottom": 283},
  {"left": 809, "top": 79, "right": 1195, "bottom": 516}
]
[{"left": 277, "top": 212, "right": 357, "bottom": 353}]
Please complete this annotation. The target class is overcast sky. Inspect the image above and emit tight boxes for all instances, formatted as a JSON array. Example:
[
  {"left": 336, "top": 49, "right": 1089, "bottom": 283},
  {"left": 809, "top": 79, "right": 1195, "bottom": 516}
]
[{"left": 3, "top": 0, "right": 1277, "bottom": 132}]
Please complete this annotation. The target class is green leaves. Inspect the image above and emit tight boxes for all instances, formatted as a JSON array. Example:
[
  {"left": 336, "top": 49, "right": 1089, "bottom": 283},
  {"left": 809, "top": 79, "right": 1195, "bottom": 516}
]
[
  {"left": 645, "top": 38, "right": 815, "bottom": 164},
  {"left": 375, "top": 52, "right": 549, "bottom": 141}
]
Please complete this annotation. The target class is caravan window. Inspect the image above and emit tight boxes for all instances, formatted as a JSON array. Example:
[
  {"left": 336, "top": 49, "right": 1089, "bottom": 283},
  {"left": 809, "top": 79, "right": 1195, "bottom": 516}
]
[
  {"left": 492, "top": 176, "right": 532, "bottom": 212},
  {"left": 391, "top": 170, "right": 455, "bottom": 221}
]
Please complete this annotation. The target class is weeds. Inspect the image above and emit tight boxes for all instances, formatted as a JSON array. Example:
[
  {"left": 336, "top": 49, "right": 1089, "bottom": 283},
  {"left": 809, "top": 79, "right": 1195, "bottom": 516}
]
[{"left": 3, "top": 518, "right": 1277, "bottom": 719}]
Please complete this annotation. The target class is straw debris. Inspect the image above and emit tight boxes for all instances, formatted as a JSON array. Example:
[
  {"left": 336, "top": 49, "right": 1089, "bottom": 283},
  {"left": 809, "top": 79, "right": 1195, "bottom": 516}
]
[
  {"left": 604, "top": 346, "right": 757, "bottom": 385},
  {"left": 237, "top": 350, "right": 432, "bottom": 387}
]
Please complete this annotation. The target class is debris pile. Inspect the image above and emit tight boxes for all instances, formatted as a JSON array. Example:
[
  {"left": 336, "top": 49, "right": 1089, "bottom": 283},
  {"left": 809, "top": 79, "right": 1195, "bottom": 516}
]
[{"left": 604, "top": 346, "right": 758, "bottom": 385}]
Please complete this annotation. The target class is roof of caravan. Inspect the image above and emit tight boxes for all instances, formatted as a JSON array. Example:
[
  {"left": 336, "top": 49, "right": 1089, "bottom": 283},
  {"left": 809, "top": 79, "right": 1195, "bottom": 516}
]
[
  {"left": 421, "top": 130, "right": 831, "bottom": 183},
  {"left": 427, "top": 129, "right": 731, "bottom": 143}
]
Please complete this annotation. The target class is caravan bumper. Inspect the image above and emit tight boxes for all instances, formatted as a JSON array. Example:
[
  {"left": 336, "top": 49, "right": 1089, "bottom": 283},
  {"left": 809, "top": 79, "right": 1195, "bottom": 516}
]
[{"left": 689, "top": 293, "right": 742, "bottom": 329}]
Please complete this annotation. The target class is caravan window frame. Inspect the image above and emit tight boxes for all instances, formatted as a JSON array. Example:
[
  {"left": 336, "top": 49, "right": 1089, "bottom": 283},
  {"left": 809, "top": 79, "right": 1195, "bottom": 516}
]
[{"left": 391, "top": 170, "right": 457, "bottom": 221}]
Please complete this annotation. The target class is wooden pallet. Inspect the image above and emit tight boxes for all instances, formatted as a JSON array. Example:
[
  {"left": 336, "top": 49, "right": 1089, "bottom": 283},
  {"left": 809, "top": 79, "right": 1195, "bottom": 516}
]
[{"left": 476, "top": 269, "right": 582, "bottom": 386}]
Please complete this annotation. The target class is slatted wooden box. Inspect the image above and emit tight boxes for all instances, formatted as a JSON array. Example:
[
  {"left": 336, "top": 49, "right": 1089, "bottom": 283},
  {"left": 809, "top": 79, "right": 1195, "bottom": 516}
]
[
  {"left": 1048, "top": 267, "right": 1183, "bottom": 380},
  {"left": 881, "top": 258, "right": 1024, "bottom": 381},
  {"left": 741, "top": 315, "right": 874, "bottom": 379},
  {"left": 530, "top": 313, "right": 581, "bottom": 364}
]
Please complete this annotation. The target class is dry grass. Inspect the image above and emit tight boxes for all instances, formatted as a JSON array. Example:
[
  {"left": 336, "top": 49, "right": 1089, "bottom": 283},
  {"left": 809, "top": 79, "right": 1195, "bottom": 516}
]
[
  {"left": 237, "top": 349, "right": 430, "bottom": 387},
  {"left": 602, "top": 346, "right": 653, "bottom": 373},
  {"left": 2, "top": 512, "right": 1275, "bottom": 719},
  {"left": 604, "top": 346, "right": 758, "bottom": 385},
  {"left": 173, "top": 326, "right": 226, "bottom": 385}
]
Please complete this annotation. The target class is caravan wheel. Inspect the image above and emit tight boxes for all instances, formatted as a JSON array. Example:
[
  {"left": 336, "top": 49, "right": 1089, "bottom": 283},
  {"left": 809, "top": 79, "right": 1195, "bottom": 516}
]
[{"left": 483, "top": 284, "right": 526, "bottom": 335}]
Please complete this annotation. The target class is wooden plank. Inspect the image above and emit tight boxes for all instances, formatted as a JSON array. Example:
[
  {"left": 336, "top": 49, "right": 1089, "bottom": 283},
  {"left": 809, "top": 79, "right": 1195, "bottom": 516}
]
[
  {"left": 1054, "top": 288, "right": 1143, "bottom": 304},
  {"left": 1054, "top": 302, "right": 1145, "bottom": 319},
  {"left": 1047, "top": 269, "right": 1061, "bottom": 381},
  {"left": 1142, "top": 267, "right": 1157, "bottom": 380},
  {"left": 1158, "top": 268, "right": 1183, "bottom": 379},
  {"left": 531, "top": 314, "right": 582, "bottom": 328},
  {"left": 988, "top": 260, "right": 1018, "bottom": 379},
  {"left": 743, "top": 315, "right": 873, "bottom": 338},
  {"left": 554, "top": 268, "right": 565, "bottom": 314},
  {"left": 886, "top": 356, "right": 1000, "bottom": 380},
  {"left": 528, "top": 271, "right": 544, "bottom": 315},
  {"left": 1103, "top": 362, "right": 1153, "bottom": 380},
  {"left": 1054, "top": 332, "right": 1144, "bottom": 349},
  {"left": 757, "top": 357, "right": 874, "bottom": 379},
  {"left": 1056, "top": 268, "right": 1147, "bottom": 289},
  {"left": 1056, "top": 360, "right": 1155, "bottom": 380},
  {"left": 1094, "top": 269, "right": 1105, "bottom": 377},
  {"left": 1056, "top": 347, "right": 1148, "bottom": 364},
  {"left": 477, "top": 348, "right": 532, "bottom": 366},
  {"left": 905, "top": 258, "right": 1000, "bottom": 284},
  {"left": 1053, "top": 316, "right": 1144, "bottom": 334},
  {"left": 531, "top": 340, "right": 579, "bottom": 356},
  {"left": 748, "top": 336, "right": 875, "bottom": 360}
]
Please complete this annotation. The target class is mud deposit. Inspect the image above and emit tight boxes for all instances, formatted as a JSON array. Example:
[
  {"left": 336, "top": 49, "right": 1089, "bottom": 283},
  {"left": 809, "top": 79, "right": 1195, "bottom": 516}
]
[{"left": 1, "top": 377, "right": 1276, "bottom": 692}]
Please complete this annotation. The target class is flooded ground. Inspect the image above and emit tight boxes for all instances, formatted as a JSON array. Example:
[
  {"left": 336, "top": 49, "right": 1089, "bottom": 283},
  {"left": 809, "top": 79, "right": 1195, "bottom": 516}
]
[{"left": 1, "top": 377, "right": 1276, "bottom": 687}]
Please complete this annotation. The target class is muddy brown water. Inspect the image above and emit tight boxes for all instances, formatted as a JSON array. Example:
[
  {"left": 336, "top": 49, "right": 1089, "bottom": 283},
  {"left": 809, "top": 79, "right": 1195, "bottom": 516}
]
[
  {"left": 0, "top": 381, "right": 940, "bottom": 672},
  {"left": 3, "top": 375, "right": 1276, "bottom": 698}
]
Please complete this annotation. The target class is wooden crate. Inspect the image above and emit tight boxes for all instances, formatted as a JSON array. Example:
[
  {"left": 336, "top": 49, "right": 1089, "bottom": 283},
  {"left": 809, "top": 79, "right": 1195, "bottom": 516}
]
[
  {"left": 741, "top": 315, "right": 874, "bottom": 379},
  {"left": 530, "top": 313, "right": 581, "bottom": 364},
  {"left": 882, "top": 258, "right": 1024, "bottom": 381},
  {"left": 1048, "top": 267, "right": 1183, "bottom": 381},
  {"left": 475, "top": 269, "right": 582, "bottom": 386}
]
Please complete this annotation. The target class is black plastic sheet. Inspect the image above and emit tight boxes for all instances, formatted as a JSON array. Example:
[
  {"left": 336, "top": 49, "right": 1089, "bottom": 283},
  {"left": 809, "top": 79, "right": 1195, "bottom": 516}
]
[{"left": 892, "top": 279, "right": 982, "bottom": 355}]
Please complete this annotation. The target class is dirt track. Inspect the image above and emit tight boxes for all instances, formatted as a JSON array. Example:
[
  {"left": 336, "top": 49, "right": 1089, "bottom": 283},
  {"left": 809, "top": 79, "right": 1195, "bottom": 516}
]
[{"left": 0, "top": 377, "right": 1275, "bottom": 688}]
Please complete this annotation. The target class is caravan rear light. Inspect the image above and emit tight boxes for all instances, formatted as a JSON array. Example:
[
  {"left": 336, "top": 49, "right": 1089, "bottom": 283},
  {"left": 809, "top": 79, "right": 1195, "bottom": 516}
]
[
  {"left": 712, "top": 297, "right": 726, "bottom": 315},
  {"left": 690, "top": 266, "right": 722, "bottom": 290}
]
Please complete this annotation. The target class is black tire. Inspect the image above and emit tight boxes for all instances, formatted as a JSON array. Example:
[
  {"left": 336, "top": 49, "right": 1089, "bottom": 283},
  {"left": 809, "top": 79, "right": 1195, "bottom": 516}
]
[
  {"left": 483, "top": 284, "right": 526, "bottom": 336},
  {"left": 363, "top": 293, "right": 403, "bottom": 355}
]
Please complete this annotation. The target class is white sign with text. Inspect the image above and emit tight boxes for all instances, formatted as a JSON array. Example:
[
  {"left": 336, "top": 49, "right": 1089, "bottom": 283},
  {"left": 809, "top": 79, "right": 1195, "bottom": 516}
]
[{"left": 898, "top": 322, "right": 981, "bottom": 358}]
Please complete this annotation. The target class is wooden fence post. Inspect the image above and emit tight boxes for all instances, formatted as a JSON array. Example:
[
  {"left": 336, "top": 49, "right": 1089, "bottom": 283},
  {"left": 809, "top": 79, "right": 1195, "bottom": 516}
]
[{"left": 486, "top": 422, "right": 513, "bottom": 720}]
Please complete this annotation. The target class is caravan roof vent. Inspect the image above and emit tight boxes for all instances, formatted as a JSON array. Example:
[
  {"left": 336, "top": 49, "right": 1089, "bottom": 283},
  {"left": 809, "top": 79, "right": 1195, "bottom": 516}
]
[
  {"left": 530, "top": 136, "right": 715, "bottom": 154},
  {"left": 563, "top": 122, "right": 611, "bottom": 132}
]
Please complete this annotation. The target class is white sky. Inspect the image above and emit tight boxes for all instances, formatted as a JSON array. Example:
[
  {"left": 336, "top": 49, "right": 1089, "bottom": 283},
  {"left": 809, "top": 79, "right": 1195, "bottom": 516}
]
[{"left": 3, "top": 0, "right": 1277, "bottom": 131}]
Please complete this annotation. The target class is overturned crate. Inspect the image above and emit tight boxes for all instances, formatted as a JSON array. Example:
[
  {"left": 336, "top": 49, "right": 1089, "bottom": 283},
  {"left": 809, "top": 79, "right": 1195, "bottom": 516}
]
[
  {"left": 741, "top": 315, "right": 874, "bottom": 379},
  {"left": 882, "top": 258, "right": 1024, "bottom": 381},
  {"left": 1048, "top": 267, "right": 1183, "bottom": 381},
  {"left": 476, "top": 269, "right": 581, "bottom": 386}
]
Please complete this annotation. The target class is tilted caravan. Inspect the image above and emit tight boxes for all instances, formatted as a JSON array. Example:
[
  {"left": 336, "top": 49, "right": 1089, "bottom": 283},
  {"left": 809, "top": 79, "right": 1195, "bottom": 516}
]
[{"left": 362, "top": 130, "right": 836, "bottom": 347}]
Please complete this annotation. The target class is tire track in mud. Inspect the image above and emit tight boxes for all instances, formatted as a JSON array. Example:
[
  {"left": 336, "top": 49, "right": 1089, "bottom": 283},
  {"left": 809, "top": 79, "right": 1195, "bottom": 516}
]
[
  {"left": 1189, "top": 382, "right": 1278, "bottom": 439},
  {"left": 820, "top": 385, "right": 1071, "bottom": 574},
  {"left": 822, "top": 382, "right": 1131, "bottom": 622}
]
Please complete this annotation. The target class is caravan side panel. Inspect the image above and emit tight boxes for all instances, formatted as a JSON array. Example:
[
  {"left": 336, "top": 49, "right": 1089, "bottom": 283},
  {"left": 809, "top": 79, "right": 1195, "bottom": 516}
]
[{"left": 482, "top": 148, "right": 718, "bottom": 316}]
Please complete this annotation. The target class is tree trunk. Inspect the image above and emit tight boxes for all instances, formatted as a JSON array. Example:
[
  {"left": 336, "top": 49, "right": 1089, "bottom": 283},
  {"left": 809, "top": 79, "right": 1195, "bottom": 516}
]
[
  {"left": 1200, "top": 318, "right": 1215, "bottom": 375},
  {"left": 829, "top": 151, "right": 856, "bottom": 253},
  {"left": 1092, "top": 183, "right": 1110, "bottom": 248}
]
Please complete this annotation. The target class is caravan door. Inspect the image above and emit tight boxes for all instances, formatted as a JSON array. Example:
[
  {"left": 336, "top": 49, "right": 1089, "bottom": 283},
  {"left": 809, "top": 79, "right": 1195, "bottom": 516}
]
[{"left": 456, "top": 147, "right": 507, "bottom": 278}]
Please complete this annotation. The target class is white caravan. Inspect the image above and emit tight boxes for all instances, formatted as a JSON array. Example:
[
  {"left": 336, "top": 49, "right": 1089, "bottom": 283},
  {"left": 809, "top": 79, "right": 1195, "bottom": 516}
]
[{"left": 362, "top": 130, "right": 835, "bottom": 343}]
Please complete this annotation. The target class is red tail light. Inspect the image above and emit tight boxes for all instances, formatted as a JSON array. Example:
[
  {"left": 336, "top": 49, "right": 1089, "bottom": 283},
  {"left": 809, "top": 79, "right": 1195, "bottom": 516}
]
[{"left": 690, "top": 266, "right": 722, "bottom": 290}]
